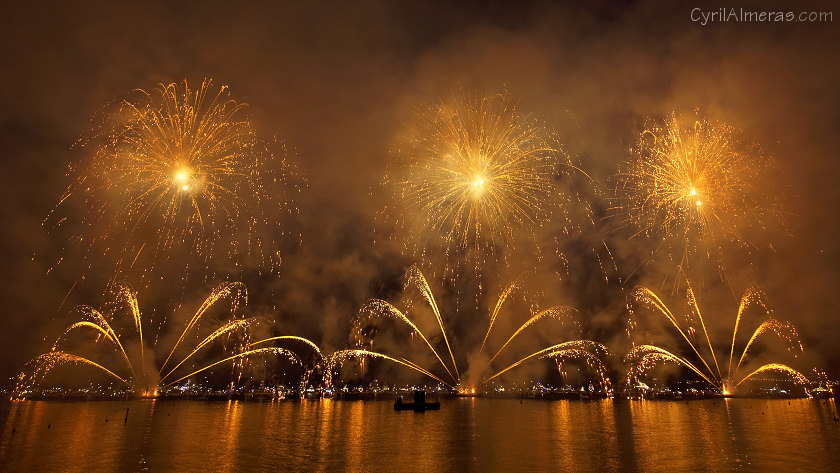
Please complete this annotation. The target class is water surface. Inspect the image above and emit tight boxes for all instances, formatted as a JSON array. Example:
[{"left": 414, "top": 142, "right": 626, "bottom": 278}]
[{"left": 1, "top": 398, "right": 838, "bottom": 472}]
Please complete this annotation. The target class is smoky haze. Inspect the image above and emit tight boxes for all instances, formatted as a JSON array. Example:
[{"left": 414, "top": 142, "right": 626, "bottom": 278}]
[{"left": 1, "top": 0, "right": 838, "bottom": 388}]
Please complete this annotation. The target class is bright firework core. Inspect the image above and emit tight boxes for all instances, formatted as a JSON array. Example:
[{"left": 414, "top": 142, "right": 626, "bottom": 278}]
[
  {"left": 471, "top": 175, "right": 486, "bottom": 193},
  {"left": 689, "top": 187, "right": 702, "bottom": 207},
  {"left": 388, "top": 91, "right": 567, "bottom": 276},
  {"left": 613, "top": 112, "right": 782, "bottom": 271},
  {"left": 50, "top": 79, "right": 294, "bottom": 285},
  {"left": 175, "top": 167, "right": 194, "bottom": 191}
]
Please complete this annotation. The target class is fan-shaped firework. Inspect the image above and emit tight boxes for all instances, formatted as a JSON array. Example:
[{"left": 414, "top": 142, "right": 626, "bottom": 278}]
[
  {"left": 347, "top": 266, "right": 611, "bottom": 392},
  {"left": 385, "top": 92, "right": 584, "bottom": 279},
  {"left": 48, "top": 79, "right": 299, "bottom": 284},
  {"left": 612, "top": 113, "right": 782, "bottom": 275},
  {"left": 11, "top": 282, "right": 305, "bottom": 398},
  {"left": 624, "top": 284, "right": 809, "bottom": 395}
]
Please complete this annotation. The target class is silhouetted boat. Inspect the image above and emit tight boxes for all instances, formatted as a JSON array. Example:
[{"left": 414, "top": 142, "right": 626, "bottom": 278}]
[{"left": 394, "top": 390, "right": 440, "bottom": 412}]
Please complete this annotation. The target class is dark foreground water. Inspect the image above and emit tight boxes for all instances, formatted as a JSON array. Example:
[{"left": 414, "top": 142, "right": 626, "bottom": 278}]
[{"left": 1, "top": 398, "right": 838, "bottom": 472}]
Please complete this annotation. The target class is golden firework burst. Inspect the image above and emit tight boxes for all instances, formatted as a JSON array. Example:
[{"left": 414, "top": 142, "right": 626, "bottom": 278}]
[
  {"left": 386, "top": 92, "right": 581, "bottom": 278},
  {"left": 51, "top": 79, "right": 299, "bottom": 283},
  {"left": 612, "top": 112, "right": 782, "bottom": 274}
]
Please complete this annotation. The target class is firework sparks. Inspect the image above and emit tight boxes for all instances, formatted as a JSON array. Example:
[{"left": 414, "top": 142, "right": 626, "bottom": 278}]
[
  {"left": 49, "top": 79, "right": 299, "bottom": 285},
  {"left": 487, "top": 305, "right": 579, "bottom": 363},
  {"left": 159, "top": 318, "right": 255, "bottom": 383},
  {"left": 625, "top": 283, "right": 808, "bottom": 393},
  {"left": 482, "top": 341, "right": 611, "bottom": 385},
  {"left": 163, "top": 347, "right": 301, "bottom": 387},
  {"left": 14, "top": 352, "right": 130, "bottom": 398},
  {"left": 355, "top": 298, "right": 457, "bottom": 382},
  {"left": 385, "top": 92, "right": 585, "bottom": 280},
  {"left": 11, "top": 282, "right": 295, "bottom": 398},
  {"left": 353, "top": 266, "right": 607, "bottom": 388},
  {"left": 159, "top": 281, "right": 247, "bottom": 373},
  {"left": 611, "top": 113, "right": 782, "bottom": 277},
  {"left": 323, "top": 349, "right": 452, "bottom": 389}
]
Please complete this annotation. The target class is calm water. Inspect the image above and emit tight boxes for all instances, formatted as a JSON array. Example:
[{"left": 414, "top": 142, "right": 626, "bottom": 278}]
[{"left": 1, "top": 398, "right": 838, "bottom": 472}]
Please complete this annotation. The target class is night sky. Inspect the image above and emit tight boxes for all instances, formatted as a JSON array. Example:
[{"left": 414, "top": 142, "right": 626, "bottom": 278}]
[{"left": 1, "top": 0, "right": 838, "bottom": 387}]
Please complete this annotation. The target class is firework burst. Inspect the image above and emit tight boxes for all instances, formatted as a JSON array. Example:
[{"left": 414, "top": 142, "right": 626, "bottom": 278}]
[
  {"left": 385, "top": 92, "right": 585, "bottom": 281},
  {"left": 48, "top": 79, "right": 299, "bottom": 285},
  {"left": 611, "top": 112, "right": 782, "bottom": 278}
]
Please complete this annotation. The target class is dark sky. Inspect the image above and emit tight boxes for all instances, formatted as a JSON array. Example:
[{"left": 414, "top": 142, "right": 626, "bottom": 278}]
[{"left": 1, "top": 0, "right": 839, "bottom": 386}]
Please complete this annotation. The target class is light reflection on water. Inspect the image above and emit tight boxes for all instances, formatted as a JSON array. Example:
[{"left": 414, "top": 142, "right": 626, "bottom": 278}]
[{"left": 1, "top": 398, "right": 838, "bottom": 472}]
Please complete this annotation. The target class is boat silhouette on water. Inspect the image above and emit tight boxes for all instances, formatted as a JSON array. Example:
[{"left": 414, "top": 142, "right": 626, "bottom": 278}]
[{"left": 394, "top": 390, "right": 440, "bottom": 412}]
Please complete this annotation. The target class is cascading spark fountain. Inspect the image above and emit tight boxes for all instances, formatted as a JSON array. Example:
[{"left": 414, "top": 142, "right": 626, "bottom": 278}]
[
  {"left": 12, "top": 282, "right": 304, "bottom": 399},
  {"left": 624, "top": 284, "right": 809, "bottom": 395},
  {"left": 348, "top": 266, "right": 612, "bottom": 392}
]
